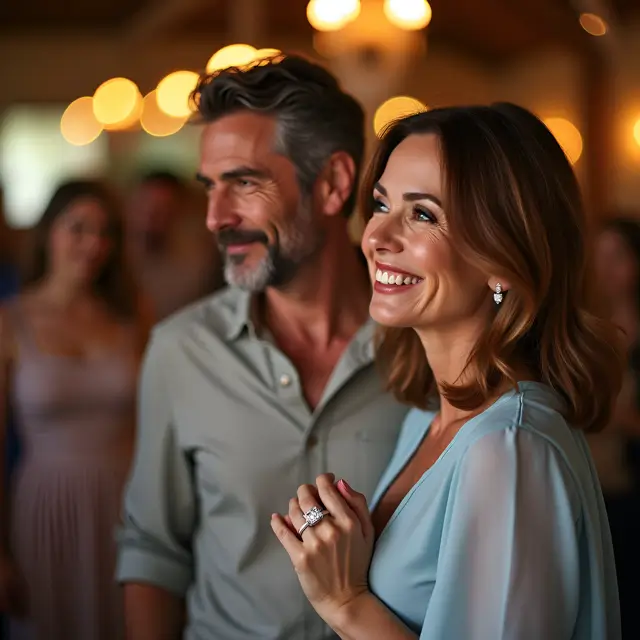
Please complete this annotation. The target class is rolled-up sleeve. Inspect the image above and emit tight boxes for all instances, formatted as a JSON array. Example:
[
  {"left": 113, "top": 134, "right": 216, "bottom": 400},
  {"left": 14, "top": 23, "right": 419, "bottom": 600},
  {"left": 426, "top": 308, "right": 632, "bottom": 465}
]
[
  {"left": 116, "top": 330, "right": 195, "bottom": 596},
  {"left": 421, "top": 427, "right": 581, "bottom": 640}
]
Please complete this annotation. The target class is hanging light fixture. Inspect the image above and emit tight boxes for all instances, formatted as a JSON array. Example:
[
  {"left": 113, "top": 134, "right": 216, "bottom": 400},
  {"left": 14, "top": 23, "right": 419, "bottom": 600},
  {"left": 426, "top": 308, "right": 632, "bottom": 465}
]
[
  {"left": 306, "top": 0, "right": 360, "bottom": 32},
  {"left": 384, "top": 0, "right": 432, "bottom": 31}
]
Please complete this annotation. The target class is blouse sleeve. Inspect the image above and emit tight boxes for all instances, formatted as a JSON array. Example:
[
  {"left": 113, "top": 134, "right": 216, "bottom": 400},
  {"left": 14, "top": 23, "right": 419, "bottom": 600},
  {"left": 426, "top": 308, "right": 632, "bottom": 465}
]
[{"left": 421, "top": 427, "right": 582, "bottom": 640}]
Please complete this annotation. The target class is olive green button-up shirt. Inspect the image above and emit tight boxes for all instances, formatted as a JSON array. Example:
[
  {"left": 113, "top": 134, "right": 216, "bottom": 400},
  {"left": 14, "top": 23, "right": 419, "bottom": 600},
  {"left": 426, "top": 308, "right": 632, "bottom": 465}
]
[{"left": 116, "top": 286, "right": 409, "bottom": 640}]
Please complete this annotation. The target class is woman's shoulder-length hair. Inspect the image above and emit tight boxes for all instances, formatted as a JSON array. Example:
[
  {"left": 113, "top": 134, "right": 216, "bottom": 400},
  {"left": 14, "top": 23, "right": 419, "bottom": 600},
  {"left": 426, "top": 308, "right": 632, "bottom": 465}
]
[
  {"left": 24, "top": 179, "right": 138, "bottom": 320},
  {"left": 361, "top": 102, "right": 623, "bottom": 433}
]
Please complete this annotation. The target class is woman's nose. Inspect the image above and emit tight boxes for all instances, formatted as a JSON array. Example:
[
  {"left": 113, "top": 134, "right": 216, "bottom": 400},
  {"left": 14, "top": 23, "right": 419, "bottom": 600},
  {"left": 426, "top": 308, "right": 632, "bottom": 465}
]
[{"left": 363, "top": 216, "right": 403, "bottom": 255}]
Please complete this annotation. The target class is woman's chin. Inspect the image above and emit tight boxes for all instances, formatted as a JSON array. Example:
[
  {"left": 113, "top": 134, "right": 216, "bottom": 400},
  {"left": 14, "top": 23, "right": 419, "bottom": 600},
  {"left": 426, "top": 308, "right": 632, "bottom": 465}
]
[{"left": 369, "top": 305, "right": 415, "bottom": 329}]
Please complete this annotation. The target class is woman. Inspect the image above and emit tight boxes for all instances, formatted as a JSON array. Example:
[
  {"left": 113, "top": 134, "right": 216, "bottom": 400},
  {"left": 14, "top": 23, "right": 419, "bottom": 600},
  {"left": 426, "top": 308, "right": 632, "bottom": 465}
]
[
  {"left": 271, "top": 104, "right": 622, "bottom": 639},
  {"left": 0, "top": 180, "right": 148, "bottom": 640},
  {"left": 591, "top": 217, "right": 640, "bottom": 638}
]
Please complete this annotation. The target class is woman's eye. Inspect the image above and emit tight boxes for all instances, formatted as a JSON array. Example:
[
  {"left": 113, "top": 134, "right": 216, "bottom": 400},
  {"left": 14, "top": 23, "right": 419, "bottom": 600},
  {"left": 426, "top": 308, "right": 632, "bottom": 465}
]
[
  {"left": 414, "top": 207, "right": 436, "bottom": 223},
  {"left": 372, "top": 198, "right": 389, "bottom": 213}
]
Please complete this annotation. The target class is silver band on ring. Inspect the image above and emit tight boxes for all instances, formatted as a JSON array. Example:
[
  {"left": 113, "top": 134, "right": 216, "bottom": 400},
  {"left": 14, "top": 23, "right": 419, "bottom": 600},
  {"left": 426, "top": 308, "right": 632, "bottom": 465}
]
[{"left": 297, "top": 506, "right": 330, "bottom": 537}]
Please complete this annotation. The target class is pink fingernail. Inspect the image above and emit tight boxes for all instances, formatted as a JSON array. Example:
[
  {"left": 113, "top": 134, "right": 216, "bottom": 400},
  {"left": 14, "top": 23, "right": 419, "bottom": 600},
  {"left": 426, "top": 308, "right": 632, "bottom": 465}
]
[{"left": 338, "top": 479, "right": 352, "bottom": 494}]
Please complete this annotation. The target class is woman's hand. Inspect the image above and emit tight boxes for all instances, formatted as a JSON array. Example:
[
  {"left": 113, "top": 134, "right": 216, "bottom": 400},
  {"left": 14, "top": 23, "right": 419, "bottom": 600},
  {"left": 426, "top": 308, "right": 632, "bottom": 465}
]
[{"left": 271, "top": 473, "right": 375, "bottom": 626}]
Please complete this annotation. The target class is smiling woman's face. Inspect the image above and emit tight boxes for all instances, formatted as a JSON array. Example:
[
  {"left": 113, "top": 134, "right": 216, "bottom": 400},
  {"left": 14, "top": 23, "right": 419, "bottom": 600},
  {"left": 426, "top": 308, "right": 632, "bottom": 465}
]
[{"left": 361, "top": 133, "right": 491, "bottom": 331}]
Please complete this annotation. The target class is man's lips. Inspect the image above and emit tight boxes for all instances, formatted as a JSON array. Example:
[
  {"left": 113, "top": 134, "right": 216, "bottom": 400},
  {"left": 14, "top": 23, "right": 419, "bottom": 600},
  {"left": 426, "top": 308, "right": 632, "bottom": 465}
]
[{"left": 224, "top": 242, "right": 261, "bottom": 255}]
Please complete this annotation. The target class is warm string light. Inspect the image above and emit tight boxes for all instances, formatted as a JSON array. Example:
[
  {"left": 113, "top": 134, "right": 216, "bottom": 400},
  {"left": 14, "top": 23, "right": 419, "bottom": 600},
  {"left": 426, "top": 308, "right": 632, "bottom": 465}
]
[
  {"left": 544, "top": 117, "right": 583, "bottom": 165},
  {"left": 373, "top": 96, "right": 428, "bottom": 136},
  {"left": 60, "top": 45, "right": 282, "bottom": 143},
  {"left": 633, "top": 118, "right": 640, "bottom": 148},
  {"left": 384, "top": 0, "right": 432, "bottom": 30},
  {"left": 60, "top": 97, "right": 103, "bottom": 146},
  {"left": 92, "top": 78, "right": 141, "bottom": 129},
  {"left": 306, "top": 0, "right": 431, "bottom": 31},
  {"left": 140, "top": 91, "right": 187, "bottom": 137},
  {"left": 156, "top": 71, "right": 200, "bottom": 119},
  {"left": 306, "top": 0, "right": 360, "bottom": 31},
  {"left": 579, "top": 13, "right": 607, "bottom": 37}
]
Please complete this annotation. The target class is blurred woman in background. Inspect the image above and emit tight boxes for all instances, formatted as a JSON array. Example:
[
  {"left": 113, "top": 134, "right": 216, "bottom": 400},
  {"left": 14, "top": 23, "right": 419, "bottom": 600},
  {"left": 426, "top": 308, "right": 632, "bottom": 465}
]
[
  {"left": 0, "top": 180, "right": 148, "bottom": 640},
  {"left": 592, "top": 216, "right": 640, "bottom": 638}
]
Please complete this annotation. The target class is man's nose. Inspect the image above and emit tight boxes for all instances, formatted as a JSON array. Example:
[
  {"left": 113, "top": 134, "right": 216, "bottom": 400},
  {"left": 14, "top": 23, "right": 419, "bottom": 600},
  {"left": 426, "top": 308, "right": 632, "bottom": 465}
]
[{"left": 206, "top": 189, "right": 241, "bottom": 233}]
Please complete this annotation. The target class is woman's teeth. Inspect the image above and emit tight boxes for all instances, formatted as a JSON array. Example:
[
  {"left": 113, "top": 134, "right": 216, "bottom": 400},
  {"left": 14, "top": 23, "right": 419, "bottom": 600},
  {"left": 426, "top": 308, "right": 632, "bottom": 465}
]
[{"left": 375, "top": 269, "right": 420, "bottom": 286}]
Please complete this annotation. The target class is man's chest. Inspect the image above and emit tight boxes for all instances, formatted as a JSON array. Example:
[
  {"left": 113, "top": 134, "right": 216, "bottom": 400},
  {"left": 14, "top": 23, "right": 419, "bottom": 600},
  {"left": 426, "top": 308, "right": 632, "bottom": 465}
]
[{"left": 167, "top": 348, "right": 409, "bottom": 503}]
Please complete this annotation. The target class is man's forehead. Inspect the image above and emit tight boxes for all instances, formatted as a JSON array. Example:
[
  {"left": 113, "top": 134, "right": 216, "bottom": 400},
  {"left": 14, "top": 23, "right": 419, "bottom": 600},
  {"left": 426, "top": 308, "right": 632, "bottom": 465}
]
[{"left": 200, "top": 112, "right": 277, "bottom": 164}]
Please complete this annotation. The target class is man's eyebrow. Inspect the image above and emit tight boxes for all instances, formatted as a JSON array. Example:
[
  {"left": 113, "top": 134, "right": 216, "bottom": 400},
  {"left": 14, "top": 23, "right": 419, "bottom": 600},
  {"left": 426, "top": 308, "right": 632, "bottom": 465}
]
[
  {"left": 220, "top": 167, "right": 270, "bottom": 181},
  {"left": 195, "top": 172, "right": 213, "bottom": 187},
  {"left": 195, "top": 167, "right": 270, "bottom": 187}
]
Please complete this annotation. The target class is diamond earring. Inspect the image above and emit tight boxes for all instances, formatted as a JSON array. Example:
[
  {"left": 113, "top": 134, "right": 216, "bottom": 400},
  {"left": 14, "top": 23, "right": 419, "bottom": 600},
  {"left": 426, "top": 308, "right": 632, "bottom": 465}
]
[{"left": 493, "top": 283, "right": 503, "bottom": 305}]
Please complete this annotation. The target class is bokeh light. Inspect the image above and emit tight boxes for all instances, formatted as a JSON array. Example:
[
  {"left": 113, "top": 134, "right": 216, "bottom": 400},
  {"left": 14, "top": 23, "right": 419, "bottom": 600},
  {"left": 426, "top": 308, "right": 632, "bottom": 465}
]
[
  {"left": 140, "top": 91, "right": 188, "bottom": 137},
  {"left": 251, "top": 48, "right": 283, "bottom": 66},
  {"left": 60, "top": 97, "right": 103, "bottom": 146},
  {"left": 384, "top": 0, "right": 432, "bottom": 30},
  {"left": 206, "top": 44, "right": 258, "bottom": 73},
  {"left": 544, "top": 117, "right": 584, "bottom": 164},
  {"left": 373, "top": 96, "right": 427, "bottom": 136},
  {"left": 306, "top": 0, "right": 360, "bottom": 32},
  {"left": 156, "top": 70, "right": 200, "bottom": 119},
  {"left": 92, "top": 78, "right": 141, "bottom": 127},
  {"left": 579, "top": 13, "right": 607, "bottom": 37},
  {"left": 104, "top": 93, "right": 143, "bottom": 131},
  {"left": 633, "top": 118, "right": 640, "bottom": 148}
]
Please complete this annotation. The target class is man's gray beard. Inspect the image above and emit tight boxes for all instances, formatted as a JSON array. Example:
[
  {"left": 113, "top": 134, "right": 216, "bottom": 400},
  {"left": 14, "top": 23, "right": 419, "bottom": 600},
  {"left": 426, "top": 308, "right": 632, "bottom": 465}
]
[{"left": 223, "top": 201, "right": 323, "bottom": 292}]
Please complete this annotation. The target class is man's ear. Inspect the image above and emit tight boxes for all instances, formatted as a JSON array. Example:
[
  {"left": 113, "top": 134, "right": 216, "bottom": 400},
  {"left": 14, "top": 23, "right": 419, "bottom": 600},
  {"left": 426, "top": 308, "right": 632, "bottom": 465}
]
[{"left": 315, "top": 151, "right": 356, "bottom": 217}]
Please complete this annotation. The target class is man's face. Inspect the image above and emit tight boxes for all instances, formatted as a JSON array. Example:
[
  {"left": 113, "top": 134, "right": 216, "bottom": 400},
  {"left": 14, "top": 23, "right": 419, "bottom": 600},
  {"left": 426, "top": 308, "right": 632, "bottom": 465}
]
[
  {"left": 128, "top": 182, "right": 183, "bottom": 248},
  {"left": 198, "top": 111, "right": 323, "bottom": 291}
]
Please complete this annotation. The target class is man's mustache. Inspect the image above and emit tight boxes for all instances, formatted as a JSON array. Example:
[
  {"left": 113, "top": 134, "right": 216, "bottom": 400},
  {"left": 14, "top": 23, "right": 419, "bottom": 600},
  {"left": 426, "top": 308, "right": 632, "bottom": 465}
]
[{"left": 217, "top": 228, "right": 269, "bottom": 248}]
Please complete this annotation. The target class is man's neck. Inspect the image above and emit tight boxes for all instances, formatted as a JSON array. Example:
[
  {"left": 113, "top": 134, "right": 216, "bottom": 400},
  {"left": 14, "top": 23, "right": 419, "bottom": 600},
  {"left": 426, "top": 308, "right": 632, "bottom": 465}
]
[{"left": 262, "top": 234, "right": 371, "bottom": 349}]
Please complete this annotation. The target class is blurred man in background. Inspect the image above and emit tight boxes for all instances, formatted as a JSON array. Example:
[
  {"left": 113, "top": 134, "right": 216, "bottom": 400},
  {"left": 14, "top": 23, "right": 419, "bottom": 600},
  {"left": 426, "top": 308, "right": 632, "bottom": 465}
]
[{"left": 126, "top": 171, "right": 222, "bottom": 320}]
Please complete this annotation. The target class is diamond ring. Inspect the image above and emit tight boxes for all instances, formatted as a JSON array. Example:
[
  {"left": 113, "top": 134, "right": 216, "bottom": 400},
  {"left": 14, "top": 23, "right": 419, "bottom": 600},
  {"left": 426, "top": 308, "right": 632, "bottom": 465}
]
[{"left": 297, "top": 506, "right": 330, "bottom": 537}]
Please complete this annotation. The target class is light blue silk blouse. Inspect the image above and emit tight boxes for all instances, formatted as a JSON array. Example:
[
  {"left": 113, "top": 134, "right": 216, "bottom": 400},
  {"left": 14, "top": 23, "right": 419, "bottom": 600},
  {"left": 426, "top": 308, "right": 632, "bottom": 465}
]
[{"left": 368, "top": 382, "right": 621, "bottom": 640}]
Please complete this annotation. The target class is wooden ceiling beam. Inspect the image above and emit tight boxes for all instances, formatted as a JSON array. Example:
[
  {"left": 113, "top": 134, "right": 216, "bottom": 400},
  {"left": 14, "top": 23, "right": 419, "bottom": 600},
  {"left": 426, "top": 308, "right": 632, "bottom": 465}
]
[
  {"left": 497, "top": 0, "right": 588, "bottom": 54},
  {"left": 121, "top": 0, "right": 214, "bottom": 44}
]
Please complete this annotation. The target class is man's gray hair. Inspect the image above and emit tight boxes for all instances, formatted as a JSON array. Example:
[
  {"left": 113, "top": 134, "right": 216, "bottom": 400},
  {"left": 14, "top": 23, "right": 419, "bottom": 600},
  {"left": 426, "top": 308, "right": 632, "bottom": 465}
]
[{"left": 191, "top": 54, "right": 365, "bottom": 217}]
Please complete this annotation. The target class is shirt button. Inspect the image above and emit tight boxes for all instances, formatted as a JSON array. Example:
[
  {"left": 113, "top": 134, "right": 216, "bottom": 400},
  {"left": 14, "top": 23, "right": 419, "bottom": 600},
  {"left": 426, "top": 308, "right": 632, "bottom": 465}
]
[
  {"left": 279, "top": 374, "right": 292, "bottom": 388},
  {"left": 307, "top": 434, "right": 319, "bottom": 449}
]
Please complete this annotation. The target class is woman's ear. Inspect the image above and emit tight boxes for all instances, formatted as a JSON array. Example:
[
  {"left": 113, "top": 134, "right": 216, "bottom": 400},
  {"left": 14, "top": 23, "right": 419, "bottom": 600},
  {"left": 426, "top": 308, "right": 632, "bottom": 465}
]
[{"left": 488, "top": 277, "right": 512, "bottom": 293}]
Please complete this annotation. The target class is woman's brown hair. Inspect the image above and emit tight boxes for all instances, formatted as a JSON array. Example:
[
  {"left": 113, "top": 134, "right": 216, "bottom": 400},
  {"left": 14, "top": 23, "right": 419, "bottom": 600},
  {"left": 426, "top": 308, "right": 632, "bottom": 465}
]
[
  {"left": 361, "top": 103, "right": 623, "bottom": 433},
  {"left": 24, "top": 179, "right": 137, "bottom": 320}
]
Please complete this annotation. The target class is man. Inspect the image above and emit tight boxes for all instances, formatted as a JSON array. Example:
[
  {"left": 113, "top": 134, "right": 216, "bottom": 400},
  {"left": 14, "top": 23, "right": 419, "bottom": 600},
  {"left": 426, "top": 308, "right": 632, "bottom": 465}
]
[
  {"left": 126, "top": 171, "right": 222, "bottom": 320},
  {"left": 116, "top": 54, "right": 409, "bottom": 640}
]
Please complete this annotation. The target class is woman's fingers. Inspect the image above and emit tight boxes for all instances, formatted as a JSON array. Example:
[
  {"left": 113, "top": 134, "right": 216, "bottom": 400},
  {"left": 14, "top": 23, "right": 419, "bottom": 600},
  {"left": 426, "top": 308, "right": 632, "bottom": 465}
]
[
  {"left": 288, "top": 497, "right": 305, "bottom": 534},
  {"left": 336, "top": 479, "right": 375, "bottom": 542},
  {"left": 297, "top": 483, "right": 323, "bottom": 515},
  {"left": 316, "top": 473, "right": 360, "bottom": 524},
  {"left": 271, "top": 513, "right": 303, "bottom": 559},
  {"left": 283, "top": 514, "right": 296, "bottom": 533}
]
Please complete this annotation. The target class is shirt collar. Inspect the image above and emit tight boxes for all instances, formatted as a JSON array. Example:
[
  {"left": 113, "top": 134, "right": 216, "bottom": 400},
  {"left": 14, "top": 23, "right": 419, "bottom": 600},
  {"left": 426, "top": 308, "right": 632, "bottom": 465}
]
[
  {"left": 215, "top": 286, "right": 376, "bottom": 365},
  {"left": 212, "top": 287, "right": 255, "bottom": 341}
]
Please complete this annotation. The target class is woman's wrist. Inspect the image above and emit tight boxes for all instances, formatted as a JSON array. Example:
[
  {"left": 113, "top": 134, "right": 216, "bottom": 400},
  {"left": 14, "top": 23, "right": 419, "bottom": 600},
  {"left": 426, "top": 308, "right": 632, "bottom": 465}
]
[
  {"left": 325, "top": 591, "right": 417, "bottom": 640},
  {"left": 325, "top": 591, "right": 375, "bottom": 636}
]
